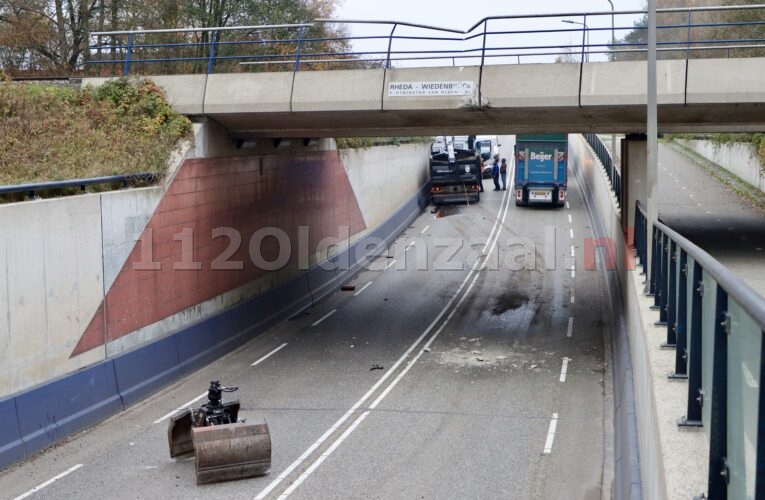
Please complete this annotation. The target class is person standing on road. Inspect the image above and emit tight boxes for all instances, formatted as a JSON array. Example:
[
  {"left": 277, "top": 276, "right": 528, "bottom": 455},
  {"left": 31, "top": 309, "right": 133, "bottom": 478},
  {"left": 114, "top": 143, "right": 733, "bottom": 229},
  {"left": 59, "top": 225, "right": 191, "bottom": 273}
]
[
  {"left": 500, "top": 158, "right": 507, "bottom": 190},
  {"left": 492, "top": 156, "right": 500, "bottom": 191}
]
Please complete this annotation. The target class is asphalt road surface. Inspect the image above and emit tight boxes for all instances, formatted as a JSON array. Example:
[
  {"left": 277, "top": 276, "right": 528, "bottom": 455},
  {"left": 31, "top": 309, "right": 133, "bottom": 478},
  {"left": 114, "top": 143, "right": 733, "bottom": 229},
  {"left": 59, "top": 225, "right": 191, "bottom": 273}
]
[
  {"left": 1, "top": 145, "right": 613, "bottom": 500},
  {"left": 657, "top": 142, "right": 765, "bottom": 296}
]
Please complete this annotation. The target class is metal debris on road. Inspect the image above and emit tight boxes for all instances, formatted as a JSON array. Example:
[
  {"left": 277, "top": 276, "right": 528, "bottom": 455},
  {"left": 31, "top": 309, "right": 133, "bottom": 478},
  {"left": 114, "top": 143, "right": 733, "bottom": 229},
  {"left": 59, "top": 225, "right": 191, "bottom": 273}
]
[
  {"left": 341, "top": 284, "right": 356, "bottom": 291},
  {"left": 370, "top": 364, "right": 384, "bottom": 371}
]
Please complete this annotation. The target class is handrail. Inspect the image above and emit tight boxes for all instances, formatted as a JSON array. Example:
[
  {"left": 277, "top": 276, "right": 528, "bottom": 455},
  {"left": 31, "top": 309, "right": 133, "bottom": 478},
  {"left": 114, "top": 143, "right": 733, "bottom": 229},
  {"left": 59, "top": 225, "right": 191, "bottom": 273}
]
[
  {"left": 636, "top": 200, "right": 765, "bottom": 332},
  {"left": 0, "top": 172, "right": 161, "bottom": 198},
  {"left": 634, "top": 198, "right": 765, "bottom": 499},
  {"left": 84, "top": 5, "right": 765, "bottom": 76},
  {"left": 583, "top": 134, "right": 621, "bottom": 208}
]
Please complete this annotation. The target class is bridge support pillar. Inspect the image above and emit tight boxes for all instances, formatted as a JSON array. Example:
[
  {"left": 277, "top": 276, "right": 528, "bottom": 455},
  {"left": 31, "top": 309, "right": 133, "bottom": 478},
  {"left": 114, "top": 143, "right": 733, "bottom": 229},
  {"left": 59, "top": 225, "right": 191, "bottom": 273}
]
[{"left": 624, "top": 134, "right": 647, "bottom": 247}]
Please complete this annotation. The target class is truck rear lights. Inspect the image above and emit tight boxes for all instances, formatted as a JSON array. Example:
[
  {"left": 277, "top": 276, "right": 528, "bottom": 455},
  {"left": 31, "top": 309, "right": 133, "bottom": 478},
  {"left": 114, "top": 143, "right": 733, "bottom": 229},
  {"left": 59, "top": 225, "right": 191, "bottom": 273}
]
[
  {"left": 432, "top": 186, "right": 443, "bottom": 193},
  {"left": 559, "top": 189, "right": 566, "bottom": 201},
  {"left": 516, "top": 189, "right": 523, "bottom": 200}
]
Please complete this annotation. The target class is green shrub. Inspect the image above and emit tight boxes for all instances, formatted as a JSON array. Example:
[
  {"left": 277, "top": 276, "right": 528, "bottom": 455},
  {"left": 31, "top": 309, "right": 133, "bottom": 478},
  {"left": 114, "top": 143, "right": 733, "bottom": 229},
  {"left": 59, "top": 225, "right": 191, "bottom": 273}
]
[{"left": 0, "top": 77, "right": 191, "bottom": 187}]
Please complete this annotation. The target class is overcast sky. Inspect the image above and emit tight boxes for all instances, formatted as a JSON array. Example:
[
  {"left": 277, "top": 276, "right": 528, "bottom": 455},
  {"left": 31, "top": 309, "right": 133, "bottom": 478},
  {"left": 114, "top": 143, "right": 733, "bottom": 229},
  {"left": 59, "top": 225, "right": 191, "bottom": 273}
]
[{"left": 331, "top": 0, "right": 648, "bottom": 65}]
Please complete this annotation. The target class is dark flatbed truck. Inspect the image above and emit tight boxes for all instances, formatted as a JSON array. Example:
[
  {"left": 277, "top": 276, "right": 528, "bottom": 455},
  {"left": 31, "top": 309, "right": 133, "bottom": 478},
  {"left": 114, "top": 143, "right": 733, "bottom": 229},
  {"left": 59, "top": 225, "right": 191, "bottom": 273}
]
[{"left": 430, "top": 147, "right": 482, "bottom": 205}]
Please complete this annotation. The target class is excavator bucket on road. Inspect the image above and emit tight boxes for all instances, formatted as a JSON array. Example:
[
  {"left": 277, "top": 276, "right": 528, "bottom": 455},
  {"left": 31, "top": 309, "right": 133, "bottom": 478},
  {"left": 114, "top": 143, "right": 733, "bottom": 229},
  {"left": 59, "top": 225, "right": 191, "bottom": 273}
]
[
  {"left": 193, "top": 420, "right": 271, "bottom": 484},
  {"left": 167, "top": 381, "right": 272, "bottom": 484}
]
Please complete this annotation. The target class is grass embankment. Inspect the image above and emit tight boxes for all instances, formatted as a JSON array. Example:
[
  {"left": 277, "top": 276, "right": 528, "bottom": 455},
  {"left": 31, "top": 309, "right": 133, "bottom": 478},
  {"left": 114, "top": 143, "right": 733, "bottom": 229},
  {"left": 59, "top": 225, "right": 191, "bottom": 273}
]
[{"left": 0, "top": 77, "right": 191, "bottom": 188}]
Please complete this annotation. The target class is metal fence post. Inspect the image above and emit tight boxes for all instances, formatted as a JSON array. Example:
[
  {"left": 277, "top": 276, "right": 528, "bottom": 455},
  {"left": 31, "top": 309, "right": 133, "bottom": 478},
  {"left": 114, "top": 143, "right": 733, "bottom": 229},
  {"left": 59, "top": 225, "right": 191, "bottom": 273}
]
[
  {"left": 706, "top": 286, "right": 729, "bottom": 498},
  {"left": 385, "top": 24, "right": 399, "bottom": 69},
  {"left": 649, "top": 226, "right": 659, "bottom": 298},
  {"left": 123, "top": 33, "right": 133, "bottom": 76},
  {"left": 662, "top": 240, "right": 678, "bottom": 346},
  {"left": 207, "top": 30, "right": 218, "bottom": 74},
  {"left": 294, "top": 26, "right": 305, "bottom": 72},
  {"left": 679, "top": 260, "right": 703, "bottom": 427},
  {"left": 670, "top": 250, "right": 688, "bottom": 378}
]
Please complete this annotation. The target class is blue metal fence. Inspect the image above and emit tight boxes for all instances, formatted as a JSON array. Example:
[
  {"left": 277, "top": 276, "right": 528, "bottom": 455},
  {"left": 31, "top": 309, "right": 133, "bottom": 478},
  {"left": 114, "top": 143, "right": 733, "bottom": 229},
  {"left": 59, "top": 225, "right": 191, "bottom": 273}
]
[
  {"left": 635, "top": 200, "right": 765, "bottom": 499},
  {"left": 85, "top": 5, "right": 765, "bottom": 76}
]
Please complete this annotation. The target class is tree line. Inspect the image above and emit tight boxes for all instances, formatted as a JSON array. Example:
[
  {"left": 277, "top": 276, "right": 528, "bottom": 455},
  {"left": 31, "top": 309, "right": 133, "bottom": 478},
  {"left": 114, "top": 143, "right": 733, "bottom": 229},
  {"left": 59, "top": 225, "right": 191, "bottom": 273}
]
[
  {"left": 611, "top": 0, "right": 765, "bottom": 61},
  {"left": 0, "top": 0, "right": 357, "bottom": 76}
]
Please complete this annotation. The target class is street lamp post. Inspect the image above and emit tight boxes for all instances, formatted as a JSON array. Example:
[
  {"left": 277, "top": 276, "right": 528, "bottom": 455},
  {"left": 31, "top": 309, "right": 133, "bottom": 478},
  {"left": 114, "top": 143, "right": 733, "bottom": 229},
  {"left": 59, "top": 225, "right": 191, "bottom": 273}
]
[
  {"left": 562, "top": 19, "right": 589, "bottom": 62},
  {"left": 606, "top": 0, "right": 616, "bottom": 165}
]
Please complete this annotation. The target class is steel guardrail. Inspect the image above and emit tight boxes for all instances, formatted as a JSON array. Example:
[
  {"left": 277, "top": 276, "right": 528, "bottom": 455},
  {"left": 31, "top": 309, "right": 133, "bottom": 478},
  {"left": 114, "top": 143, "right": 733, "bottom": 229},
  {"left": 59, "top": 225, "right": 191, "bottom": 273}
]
[{"left": 0, "top": 172, "right": 161, "bottom": 199}]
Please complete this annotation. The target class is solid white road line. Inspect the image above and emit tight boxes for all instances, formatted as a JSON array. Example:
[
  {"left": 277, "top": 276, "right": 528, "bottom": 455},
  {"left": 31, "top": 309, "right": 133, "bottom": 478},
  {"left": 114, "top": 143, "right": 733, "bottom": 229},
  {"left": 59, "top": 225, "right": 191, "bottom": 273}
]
[
  {"left": 13, "top": 464, "right": 83, "bottom": 500},
  {"left": 543, "top": 413, "right": 559, "bottom": 454},
  {"left": 311, "top": 309, "right": 337, "bottom": 327},
  {"left": 255, "top": 185, "right": 513, "bottom": 500},
  {"left": 281, "top": 269, "right": 487, "bottom": 499},
  {"left": 559, "top": 358, "right": 571, "bottom": 382},
  {"left": 420, "top": 224, "right": 430, "bottom": 234},
  {"left": 353, "top": 281, "right": 373, "bottom": 297},
  {"left": 387, "top": 259, "right": 397, "bottom": 269},
  {"left": 567, "top": 317, "right": 574, "bottom": 338},
  {"left": 252, "top": 343, "right": 288, "bottom": 367},
  {"left": 153, "top": 392, "right": 207, "bottom": 424}
]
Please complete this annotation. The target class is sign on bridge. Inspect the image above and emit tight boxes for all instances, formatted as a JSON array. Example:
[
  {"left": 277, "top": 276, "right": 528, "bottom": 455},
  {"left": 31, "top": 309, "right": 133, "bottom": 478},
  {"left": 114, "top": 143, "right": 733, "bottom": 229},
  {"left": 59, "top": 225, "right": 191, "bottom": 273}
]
[{"left": 388, "top": 81, "right": 475, "bottom": 97}]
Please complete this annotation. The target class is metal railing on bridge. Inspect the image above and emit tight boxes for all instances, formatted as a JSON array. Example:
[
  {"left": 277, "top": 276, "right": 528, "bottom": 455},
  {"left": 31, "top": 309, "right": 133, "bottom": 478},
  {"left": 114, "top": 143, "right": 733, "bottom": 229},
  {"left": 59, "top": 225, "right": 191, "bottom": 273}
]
[
  {"left": 84, "top": 5, "right": 765, "bottom": 76},
  {"left": 634, "top": 200, "right": 765, "bottom": 500},
  {"left": 583, "top": 133, "right": 621, "bottom": 209}
]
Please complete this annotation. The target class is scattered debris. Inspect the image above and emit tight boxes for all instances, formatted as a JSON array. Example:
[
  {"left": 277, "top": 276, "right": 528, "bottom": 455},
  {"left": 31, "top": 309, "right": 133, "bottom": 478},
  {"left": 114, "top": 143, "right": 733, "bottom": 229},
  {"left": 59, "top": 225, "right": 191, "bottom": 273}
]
[
  {"left": 476, "top": 357, "right": 484, "bottom": 362},
  {"left": 497, "top": 356, "right": 507, "bottom": 360},
  {"left": 341, "top": 284, "right": 356, "bottom": 291},
  {"left": 423, "top": 347, "right": 431, "bottom": 353},
  {"left": 349, "top": 344, "right": 355, "bottom": 348},
  {"left": 530, "top": 364, "right": 538, "bottom": 369},
  {"left": 459, "top": 336, "right": 467, "bottom": 341},
  {"left": 472, "top": 350, "right": 481, "bottom": 355},
  {"left": 370, "top": 364, "right": 384, "bottom": 371},
  {"left": 384, "top": 298, "right": 388, "bottom": 301},
  {"left": 468, "top": 337, "right": 481, "bottom": 343}
]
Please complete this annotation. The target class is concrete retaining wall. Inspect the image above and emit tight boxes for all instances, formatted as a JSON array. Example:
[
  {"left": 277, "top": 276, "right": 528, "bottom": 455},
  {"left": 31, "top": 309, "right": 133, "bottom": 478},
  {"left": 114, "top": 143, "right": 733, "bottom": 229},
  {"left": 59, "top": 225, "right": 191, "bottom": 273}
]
[
  {"left": 341, "top": 144, "right": 431, "bottom": 231},
  {"left": 0, "top": 129, "right": 430, "bottom": 471},
  {"left": 0, "top": 189, "right": 164, "bottom": 397},
  {"left": 570, "top": 135, "right": 641, "bottom": 500},
  {"left": 677, "top": 139, "right": 765, "bottom": 194}
]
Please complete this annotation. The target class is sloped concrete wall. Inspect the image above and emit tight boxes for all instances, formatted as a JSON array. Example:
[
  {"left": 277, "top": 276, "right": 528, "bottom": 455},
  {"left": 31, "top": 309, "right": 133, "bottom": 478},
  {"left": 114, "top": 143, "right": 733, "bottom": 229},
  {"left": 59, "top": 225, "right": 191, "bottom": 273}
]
[
  {"left": 677, "top": 139, "right": 765, "bottom": 194},
  {"left": 0, "top": 128, "right": 430, "bottom": 471}
]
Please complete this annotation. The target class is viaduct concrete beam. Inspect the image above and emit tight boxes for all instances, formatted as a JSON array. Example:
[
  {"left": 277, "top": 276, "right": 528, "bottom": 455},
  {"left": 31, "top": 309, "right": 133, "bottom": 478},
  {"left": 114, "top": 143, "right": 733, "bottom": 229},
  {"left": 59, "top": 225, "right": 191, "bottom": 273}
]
[{"left": 81, "top": 58, "right": 765, "bottom": 138}]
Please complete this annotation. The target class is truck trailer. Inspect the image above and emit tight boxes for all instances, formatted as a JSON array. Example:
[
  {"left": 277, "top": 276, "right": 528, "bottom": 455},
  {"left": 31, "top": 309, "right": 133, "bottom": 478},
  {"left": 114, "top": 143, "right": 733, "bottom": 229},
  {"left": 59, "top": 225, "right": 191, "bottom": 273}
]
[{"left": 514, "top": 134, "right": 568, "bottom": 207}]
